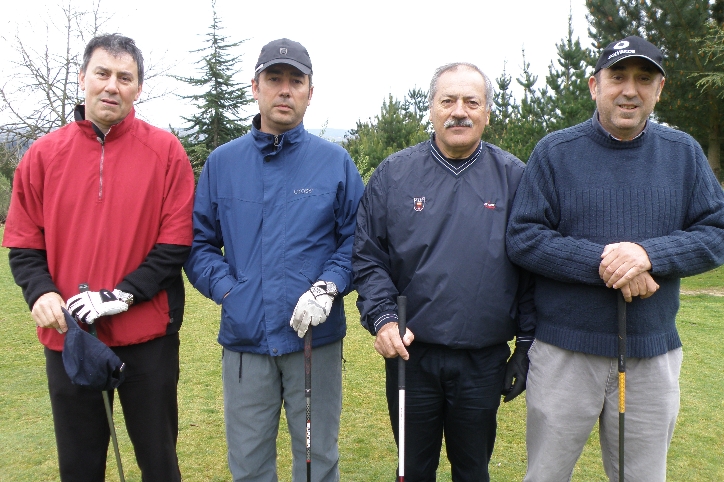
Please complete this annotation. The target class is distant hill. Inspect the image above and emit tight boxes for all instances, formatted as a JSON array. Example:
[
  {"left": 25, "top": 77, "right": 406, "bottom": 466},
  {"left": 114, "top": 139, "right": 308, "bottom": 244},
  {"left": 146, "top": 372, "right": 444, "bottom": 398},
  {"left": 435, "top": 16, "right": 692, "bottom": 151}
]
[
  {"left": 307, "top": 128, "right": 349, "bottom": 143},
  {"left": 169, "top": 126, "right": 350, "bottom": 144}
]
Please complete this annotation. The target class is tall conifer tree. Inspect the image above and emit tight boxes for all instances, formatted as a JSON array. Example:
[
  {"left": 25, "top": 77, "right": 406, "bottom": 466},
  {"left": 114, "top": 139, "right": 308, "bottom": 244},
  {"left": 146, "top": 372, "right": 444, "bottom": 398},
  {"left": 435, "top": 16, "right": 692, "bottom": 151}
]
[
  {"left": 587, "top": 0, "right": 724, "bottom": 178},
  {"left": 175, "top": 1, "right": 252, "bottom": 176}
]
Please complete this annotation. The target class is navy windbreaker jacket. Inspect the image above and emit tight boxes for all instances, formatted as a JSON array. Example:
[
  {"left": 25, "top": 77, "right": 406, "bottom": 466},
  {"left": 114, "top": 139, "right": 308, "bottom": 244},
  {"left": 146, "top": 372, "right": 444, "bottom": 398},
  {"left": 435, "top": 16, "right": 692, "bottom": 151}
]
[{"left": 353, "top": 138, "right": 535, "bottom": 348}]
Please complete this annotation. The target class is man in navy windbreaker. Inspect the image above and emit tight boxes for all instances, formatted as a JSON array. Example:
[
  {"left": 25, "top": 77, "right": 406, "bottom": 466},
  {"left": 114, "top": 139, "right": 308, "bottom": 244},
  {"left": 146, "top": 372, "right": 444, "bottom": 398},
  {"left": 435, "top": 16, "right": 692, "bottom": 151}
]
[
  {"left": 184, "top": 38, "right": 364, "bottom": 482},
  {"left": 353, "top": 62, "right": 535, "bottom": 482}
]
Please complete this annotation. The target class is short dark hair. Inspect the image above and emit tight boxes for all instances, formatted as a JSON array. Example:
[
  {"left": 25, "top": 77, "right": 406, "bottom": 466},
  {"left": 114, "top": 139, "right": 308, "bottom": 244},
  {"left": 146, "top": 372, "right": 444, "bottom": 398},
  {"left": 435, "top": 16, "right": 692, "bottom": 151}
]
[
  {"left": 81, "top": 34, "right": 144, "bottom": 85},
  {"left": 253, "top": 70, "right": 313, "bottom": 88}
]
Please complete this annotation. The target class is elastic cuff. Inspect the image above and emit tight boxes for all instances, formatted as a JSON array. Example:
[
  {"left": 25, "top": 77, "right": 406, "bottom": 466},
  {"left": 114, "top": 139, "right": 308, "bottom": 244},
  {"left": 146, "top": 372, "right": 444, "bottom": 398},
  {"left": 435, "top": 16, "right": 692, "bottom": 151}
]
[
  {"left": 211, "top": 275, "right": 237, "bottom": 304},
  {"left": 515, "top": 335, "right": 534, "bottom": 351},
  {"left": 373, "top": 311, "right": 398, "bottom": 335}
]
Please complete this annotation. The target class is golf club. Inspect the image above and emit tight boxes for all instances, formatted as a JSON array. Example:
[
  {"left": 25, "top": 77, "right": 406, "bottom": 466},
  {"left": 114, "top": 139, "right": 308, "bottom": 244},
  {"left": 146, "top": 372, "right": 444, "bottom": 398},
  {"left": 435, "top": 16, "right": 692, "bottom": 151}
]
[
  {"left": 80, "top": 283, "right": 126, "bottom": 482},
  {"left": 397, "top": 295, "right": 407, "bottom": 482},
  {"left": 304, "top": 329, "right": 312, "bottom": 482},
  {"left": 618, "top": 291, "right": 626, "bottom": 482}
]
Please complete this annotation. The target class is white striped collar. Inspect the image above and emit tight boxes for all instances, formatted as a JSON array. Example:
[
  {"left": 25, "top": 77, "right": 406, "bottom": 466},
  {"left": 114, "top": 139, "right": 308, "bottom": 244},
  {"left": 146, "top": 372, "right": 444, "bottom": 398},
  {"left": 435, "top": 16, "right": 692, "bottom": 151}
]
[{"left": 430, "top": 136, "right": 483, "bottom": 177}]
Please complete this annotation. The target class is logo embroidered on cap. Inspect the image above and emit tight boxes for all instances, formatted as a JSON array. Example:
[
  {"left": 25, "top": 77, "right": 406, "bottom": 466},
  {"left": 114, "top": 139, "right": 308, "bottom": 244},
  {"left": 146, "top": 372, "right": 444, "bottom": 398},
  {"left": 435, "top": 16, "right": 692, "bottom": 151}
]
[
  {"left": 613, "top": 41, "right": 630, "bottom": 50},
  {"left": 280, "top": 48, "right": 288, "bottom": 55},
  {"left": 414, "top": 197, "right": 425, "bottom": 212}
]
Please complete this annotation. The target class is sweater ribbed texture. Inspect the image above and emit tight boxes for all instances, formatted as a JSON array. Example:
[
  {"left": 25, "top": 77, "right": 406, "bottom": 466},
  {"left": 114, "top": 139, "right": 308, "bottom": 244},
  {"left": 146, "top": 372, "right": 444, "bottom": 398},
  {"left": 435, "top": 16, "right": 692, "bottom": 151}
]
[{"left": 506, "top": 117, "right": 724, "bottom": 358}]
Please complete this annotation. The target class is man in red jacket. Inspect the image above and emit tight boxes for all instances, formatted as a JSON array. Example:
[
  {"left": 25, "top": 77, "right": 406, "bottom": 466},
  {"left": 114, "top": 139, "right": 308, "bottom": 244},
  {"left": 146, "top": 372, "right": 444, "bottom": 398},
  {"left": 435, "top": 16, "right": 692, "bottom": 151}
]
[{"left": 3, "top": 33, "right": 194, "bottom": 481}]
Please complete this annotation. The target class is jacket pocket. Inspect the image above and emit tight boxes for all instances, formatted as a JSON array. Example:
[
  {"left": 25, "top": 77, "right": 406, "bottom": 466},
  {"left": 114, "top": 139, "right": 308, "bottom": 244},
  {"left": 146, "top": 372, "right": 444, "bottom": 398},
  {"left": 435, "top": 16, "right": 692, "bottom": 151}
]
[{"left": 219, "top": 270, "right": 264, "bottom": 347}]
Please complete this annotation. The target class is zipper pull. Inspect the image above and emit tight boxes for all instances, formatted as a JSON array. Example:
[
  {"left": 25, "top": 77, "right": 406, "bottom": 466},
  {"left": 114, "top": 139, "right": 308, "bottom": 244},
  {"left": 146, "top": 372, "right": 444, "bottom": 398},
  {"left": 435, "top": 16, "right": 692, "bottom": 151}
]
[{"left": 274, "top": 135, "right": 280, "bottom": 148}]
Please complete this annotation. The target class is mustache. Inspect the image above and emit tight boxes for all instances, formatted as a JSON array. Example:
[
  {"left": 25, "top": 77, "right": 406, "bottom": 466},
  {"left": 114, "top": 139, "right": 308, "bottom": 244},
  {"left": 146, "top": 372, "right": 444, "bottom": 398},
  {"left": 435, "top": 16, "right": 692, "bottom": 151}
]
[{"left": 444, "top": 118, "right": 473, "bottom": 128}]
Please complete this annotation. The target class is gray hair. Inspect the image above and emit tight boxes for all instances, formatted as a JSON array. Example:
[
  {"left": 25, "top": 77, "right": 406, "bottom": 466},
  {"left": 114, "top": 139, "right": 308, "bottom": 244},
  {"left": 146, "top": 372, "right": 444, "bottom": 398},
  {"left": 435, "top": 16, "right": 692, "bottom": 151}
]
[
  {"left": 428, "top": 62, "right": 494, "bottom": 112},
  {"left": 81, "top": 34, "right": 145, "bottom": 85}
]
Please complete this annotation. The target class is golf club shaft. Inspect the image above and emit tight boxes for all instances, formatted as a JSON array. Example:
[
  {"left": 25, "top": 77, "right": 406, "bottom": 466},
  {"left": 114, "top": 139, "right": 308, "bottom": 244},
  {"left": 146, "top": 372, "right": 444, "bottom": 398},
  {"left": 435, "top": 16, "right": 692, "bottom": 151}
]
[
  {"left": 618, "top": 292, "right": 626, "bottom": 482},
  {"left": 103, "top": 391, "right": 126, "bottom": 482},
  {"left": 304, "top": 329, "right": 312, "bottom": 482},
  {"left": 80, "top": 283, "right": 125, "bottom": 482},
  {"left": 397, "top": 295, "right": 407, "bottom": 482}
]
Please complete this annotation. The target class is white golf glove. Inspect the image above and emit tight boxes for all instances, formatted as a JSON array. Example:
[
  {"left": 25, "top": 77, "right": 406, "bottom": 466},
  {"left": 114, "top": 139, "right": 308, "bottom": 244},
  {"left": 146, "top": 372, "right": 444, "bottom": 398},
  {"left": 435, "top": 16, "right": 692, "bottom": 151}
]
[
  {"left": 66, "top": 289, "right": 132, "bottom": 325},
  {"left": 290, "top": 281, "right": 338, "bottom": 338}
]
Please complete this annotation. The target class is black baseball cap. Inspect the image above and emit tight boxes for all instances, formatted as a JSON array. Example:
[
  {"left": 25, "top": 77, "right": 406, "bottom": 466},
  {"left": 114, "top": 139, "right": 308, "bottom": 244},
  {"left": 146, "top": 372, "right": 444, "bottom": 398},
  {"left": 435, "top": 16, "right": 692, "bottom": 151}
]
[
  {"left": 255, "top": 38, "right": 312, "bottom": 75},
  {"left": 62, "top": 308, "right": 125, "bottom": 391},
  {"left": 594, "top": 36, "right": 666, "bottom": 77}
]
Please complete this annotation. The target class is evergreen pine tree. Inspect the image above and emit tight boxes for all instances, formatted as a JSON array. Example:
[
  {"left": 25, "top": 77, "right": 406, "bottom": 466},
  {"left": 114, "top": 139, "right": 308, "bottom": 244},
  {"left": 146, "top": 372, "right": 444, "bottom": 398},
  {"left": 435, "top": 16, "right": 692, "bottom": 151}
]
[
  {"left": 543, "top": 13, "right": 596, "bottom": 132},
  {"left": 344, "top": 91, "right": 430, "bottom": 180},
  {"left": 175, "top": 1, "right": 252, "bottom": 177},
  {"left": 587, "top": 0, "right": 724, "bottom": 179},
  {"left": 500, "top": 50, "right": 548, "bottom": 162},
  {"left": 483, "top": 62, "right": 517, "bottom": 149}
]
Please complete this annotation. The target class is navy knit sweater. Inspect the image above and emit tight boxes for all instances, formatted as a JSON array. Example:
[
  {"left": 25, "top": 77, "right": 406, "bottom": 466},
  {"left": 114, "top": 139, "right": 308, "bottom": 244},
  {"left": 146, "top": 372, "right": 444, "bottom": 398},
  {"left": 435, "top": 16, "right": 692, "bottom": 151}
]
[{"left": 506, "top": 116, "right": 724, "bottom": 358}]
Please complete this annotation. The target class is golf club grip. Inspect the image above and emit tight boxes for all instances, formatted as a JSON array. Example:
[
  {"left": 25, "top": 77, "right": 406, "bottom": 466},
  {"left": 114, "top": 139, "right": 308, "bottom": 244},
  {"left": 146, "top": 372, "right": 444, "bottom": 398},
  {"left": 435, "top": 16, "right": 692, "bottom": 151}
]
[
  {"left": 397, "top": 295, "right": 406, "bottom": 394},
  {"left": 79, "top": 283, "right": 100, "bottom": 338},
  {"left": 397, "top": 296, "right": 407, "bottom": 481},
  {"left": 617, "top": 291, "right": 626, "bottom": 482},
  {"left": 617, "top": 293, "right": 626, "bottom": 374}
]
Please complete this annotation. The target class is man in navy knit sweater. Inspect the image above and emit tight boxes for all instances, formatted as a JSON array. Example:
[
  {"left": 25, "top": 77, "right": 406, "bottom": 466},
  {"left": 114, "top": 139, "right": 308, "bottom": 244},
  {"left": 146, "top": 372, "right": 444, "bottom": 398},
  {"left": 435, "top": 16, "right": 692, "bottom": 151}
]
[{"left": 506, "top": 36, "right": 724, "bottom": 481}]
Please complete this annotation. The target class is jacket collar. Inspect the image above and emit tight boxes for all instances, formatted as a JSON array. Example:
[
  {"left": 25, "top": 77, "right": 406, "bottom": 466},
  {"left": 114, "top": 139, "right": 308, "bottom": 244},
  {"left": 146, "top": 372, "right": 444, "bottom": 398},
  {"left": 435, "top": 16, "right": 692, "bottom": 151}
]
[
  {"left": 73, "top": 104, "right": 136, "bottom": 141},
  {"left": 251, "top": 113, "right": 306, "bottom": 156}
]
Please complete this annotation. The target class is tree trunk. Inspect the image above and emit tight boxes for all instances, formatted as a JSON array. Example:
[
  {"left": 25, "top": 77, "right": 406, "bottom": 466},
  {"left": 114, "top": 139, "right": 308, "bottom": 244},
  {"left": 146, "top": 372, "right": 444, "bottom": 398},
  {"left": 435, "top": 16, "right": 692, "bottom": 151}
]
[{"left": 708, "top": 102, "right": 721, "bottom": 181}]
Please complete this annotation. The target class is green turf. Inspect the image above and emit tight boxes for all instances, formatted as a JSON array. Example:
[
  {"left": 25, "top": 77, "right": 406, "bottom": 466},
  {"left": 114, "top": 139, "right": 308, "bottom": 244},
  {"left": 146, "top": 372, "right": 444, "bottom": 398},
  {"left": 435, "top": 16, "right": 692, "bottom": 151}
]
[{"left": 1, "top": 226, "right": 722, "bottom": 481}]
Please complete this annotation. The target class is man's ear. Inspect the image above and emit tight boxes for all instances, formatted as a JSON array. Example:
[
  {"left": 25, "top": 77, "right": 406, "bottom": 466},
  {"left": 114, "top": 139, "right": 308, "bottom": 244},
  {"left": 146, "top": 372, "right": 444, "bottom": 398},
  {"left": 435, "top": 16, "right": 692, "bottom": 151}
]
[
  {"left": 588, "top": 75, "right": 598, "bottom": 101},
  {"left": 252, "top": 78, "right": 260, "bottom": 101},
  {"left": 655, "top": 76, "right": 666, "bottom": 102}
]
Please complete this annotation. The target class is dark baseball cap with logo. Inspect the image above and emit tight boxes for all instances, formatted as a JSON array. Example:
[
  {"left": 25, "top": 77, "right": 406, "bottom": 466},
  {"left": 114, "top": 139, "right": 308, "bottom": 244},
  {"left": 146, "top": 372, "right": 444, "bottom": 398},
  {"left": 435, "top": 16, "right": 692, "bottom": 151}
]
[
  {"left": 594, "top": 36, "right": 666, "bottom": 77},
  {"left": 255, "top": 38, "right": 312, "bottom": 76}
]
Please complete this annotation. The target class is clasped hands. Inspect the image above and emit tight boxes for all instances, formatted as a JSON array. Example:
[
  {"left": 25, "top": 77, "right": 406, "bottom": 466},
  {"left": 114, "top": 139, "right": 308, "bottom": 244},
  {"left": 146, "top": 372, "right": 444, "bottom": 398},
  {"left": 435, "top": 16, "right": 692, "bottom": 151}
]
[
  {"left": 599, "top": 242, "right": 659, "bottom": 302},
  {"left": 30, "top": 288, "right": 130, "bottom": 333}
]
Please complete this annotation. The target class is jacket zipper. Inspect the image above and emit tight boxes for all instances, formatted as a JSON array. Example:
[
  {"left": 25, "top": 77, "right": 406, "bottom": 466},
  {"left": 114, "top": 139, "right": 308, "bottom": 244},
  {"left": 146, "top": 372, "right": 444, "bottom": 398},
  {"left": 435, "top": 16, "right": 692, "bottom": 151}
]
[
  {"left": 97, "top": 136, "right": 105, "bottom": 201},
  {"left": 274, "top": 135, "right": 280, "bottom": 148}
]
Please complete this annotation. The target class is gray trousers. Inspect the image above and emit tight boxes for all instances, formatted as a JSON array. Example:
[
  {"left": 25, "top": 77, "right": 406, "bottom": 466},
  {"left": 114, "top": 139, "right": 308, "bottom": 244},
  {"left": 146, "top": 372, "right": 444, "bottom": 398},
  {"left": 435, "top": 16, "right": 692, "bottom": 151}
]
[
  {"left": 222, "top": 341, "right": 342, "bottom": 482},
  {"left": 524, "top": 340, "right": 681, "bottom": 482}
]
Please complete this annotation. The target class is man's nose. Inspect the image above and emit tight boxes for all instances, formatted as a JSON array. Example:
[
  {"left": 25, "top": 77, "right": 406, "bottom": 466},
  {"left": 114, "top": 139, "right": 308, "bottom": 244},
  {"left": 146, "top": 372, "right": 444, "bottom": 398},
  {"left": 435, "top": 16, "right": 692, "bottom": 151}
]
[{"left": 451, "top": 99, "right": 466, "bottom": 117}]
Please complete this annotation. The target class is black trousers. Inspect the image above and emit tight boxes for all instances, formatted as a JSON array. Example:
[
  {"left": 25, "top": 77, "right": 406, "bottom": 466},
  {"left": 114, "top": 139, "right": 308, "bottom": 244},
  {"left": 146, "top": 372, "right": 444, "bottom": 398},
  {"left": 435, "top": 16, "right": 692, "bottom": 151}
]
[
  {"left": 385, "top": 341, "right": 509, "bottom": 482},
  {"left": 45, "top": 332, "right": 181, "bottom": 482}
]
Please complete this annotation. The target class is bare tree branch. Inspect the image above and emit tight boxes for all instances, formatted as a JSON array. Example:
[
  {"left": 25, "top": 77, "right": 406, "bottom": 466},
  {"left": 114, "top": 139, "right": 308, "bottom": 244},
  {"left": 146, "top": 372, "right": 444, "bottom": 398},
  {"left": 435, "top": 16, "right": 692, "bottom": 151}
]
[{"left": 0, "top": 0, "right": 171, "bottom": 146}]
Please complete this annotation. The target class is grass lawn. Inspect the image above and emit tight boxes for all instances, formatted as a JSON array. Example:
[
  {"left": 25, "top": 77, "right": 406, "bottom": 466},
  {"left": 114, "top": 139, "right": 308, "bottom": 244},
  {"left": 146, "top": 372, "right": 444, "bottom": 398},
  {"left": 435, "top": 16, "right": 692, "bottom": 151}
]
[{"left": 1, "top": 224, "right": 722, "bottom": 480}]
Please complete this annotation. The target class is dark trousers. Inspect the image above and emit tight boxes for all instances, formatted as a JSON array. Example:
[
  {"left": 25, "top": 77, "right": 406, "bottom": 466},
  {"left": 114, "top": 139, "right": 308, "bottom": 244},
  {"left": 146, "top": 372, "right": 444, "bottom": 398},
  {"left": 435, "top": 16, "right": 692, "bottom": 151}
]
[
  {"left": 385, "top": 341, "right": 509, "bottom": 482},
  {"left": 45, "top": 332, "right": 181, "bottom": 482}
]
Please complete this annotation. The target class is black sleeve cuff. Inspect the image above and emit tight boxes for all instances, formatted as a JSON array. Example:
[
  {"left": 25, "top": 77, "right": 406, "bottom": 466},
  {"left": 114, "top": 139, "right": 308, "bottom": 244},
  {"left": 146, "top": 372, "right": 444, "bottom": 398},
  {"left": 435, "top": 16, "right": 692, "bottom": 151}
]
[
  {"left": 8, "top": 248, "right": 61, "bottom": 309},
  {"left": 116, "top": 244, "right": 190, "bottom": 302}
]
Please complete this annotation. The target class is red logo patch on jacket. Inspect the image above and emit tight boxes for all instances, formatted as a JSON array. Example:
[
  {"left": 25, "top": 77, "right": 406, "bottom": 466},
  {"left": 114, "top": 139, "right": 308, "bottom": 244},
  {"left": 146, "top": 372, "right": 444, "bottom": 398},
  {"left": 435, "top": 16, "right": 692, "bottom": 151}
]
[{"left": 414, "top": 197, "right": 425, "bottom": 212}]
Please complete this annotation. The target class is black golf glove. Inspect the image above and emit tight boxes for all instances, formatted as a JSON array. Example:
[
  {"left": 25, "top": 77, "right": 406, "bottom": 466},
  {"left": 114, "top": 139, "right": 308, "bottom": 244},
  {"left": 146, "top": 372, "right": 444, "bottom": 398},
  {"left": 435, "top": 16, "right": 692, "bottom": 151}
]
[{"left": 502, "top": 336, "right": 534, "bottom": 402}]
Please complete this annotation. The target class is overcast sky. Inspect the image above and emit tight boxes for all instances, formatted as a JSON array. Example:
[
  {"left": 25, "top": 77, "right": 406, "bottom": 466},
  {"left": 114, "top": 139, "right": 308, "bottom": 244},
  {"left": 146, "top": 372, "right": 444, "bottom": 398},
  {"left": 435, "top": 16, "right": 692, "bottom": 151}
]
[{"left": 2, "top": 0, "right": 594, "bottom": 132}]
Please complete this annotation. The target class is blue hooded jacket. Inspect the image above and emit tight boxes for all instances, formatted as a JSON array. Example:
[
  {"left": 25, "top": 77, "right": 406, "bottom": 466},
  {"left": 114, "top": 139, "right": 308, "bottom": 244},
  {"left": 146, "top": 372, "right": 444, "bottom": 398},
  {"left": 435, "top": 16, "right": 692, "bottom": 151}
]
[{"left": 184, "top": 115, "right": 364, "bottom": 355}]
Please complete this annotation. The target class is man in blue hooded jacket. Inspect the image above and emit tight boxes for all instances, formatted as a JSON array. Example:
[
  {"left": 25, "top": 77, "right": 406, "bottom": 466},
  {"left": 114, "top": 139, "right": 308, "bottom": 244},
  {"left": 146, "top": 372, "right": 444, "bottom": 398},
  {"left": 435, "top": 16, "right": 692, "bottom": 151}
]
[{"left": 184, "top": 38, "right": 364, "bottom": 482}]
